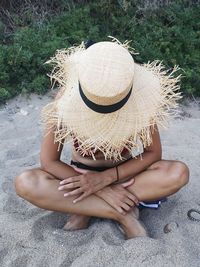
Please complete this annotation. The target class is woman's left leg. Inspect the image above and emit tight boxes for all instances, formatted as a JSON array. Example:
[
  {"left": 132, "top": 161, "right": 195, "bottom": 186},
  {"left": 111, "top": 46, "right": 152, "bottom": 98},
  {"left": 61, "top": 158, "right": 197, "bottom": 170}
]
[
  {"left": 114, "top": 160, "right": 189, "bottom": 236},
  {"left": 64, "top": 160, "right": 189, "bottom": 231},
  {"left": 123, "top": 160, "right": 189, "bottom": 202}
]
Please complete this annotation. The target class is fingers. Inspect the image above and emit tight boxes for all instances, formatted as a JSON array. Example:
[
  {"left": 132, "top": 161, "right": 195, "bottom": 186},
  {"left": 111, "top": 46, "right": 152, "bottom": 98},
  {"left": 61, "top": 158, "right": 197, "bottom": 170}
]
[
  {"left": 73, "top": 193, "right": 88, "bottom": 203},
  {"left": 119, "top": 208, "right": 126, "bottom": 215},
  {"left": 60, "top": 177, "right": 80, "bottom": 185},
  {"left": 128, "top": 193, "right": 139, "bottom": 206},
  {"left": 121, "top": 178, "right": 135, "bottom": 188},
  {"left": 64, "top": 188, "right": 83, "bottom": 197},
  {"left": 121, "top": 202, "right": 131, "bottom": 212},
  {"left": 115, "top": 204, "right": 126, "bottom": 215},
  {"left": 58, "top": 181, "right": 81, "bottom": 191},
  {"left": 125, "top": 198, "right": 134, "bottom": 207},
  {"left": 116, "top": 196, "right": 138, "bottom": 215}
]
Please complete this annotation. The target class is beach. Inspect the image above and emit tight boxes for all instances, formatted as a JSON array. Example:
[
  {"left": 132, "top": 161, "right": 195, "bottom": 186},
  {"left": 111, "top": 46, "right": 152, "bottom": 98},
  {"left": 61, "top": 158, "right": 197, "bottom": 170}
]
[{"left": 0, "top": 93, "right": 200, "bottom": 267}]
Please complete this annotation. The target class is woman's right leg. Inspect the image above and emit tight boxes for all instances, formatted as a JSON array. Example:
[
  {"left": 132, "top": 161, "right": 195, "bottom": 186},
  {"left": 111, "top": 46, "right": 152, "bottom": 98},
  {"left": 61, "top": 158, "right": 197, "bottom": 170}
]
[
  {"left": 15, "top": 168, "right": 121, "bottom": 218},
  {"left": 14, "top": 168, "right": 146, "bottom": 239}
]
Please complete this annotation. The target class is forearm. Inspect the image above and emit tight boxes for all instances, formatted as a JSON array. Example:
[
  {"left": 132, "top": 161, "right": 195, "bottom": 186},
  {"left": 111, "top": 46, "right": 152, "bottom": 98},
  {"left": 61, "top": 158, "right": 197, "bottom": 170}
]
[
  {"left": 103, "top": 151, "right": 161, "bottom": 183},
  {"left": 41, "top": 151, "right": 160, "bottom": 186},
  {"left": 41, "top": 160, "right": 79, "bottom": 180}
]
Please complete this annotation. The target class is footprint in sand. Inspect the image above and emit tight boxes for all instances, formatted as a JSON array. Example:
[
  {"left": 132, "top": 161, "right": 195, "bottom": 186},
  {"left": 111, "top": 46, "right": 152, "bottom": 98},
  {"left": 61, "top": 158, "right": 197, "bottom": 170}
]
[
  {"left": 31, "top": 212, "right": 68, "bottom": 242},
  {"left": 31, "top": 212, "right": 95, "bottom": 246},
  {"left": 0, "top": 127, "right": 17, "bottom": 141},
  {"left": 3, "top": 194, "right": 44, "bottom": 221},
  {"left": 6, "top": 149, "right": 26, "bottom": 160},
  {"left": 9, "top": 255, "right": 30, "bottom": 267},
  {"left": 101, "top": 231, "right": 124, "bottom": 246},
  {"left": 2, "top": 180, "right": 16, "bottom": 195},
  {"left": 0, "top": 248, "right": 9, "bottom": 265},
  {"left": 0, "top": 160, "right": 5, "bottom": 170},
  {"left": 17, "top": 154, "right": 39, "bottom": 168},
  {"left": 5, "top": 137, "right": 39, "bottom": 161},
  {"left": 55, "top": 229, "right": 95, "bottom": 247},
  {"left": 59, "top": 256, "right": 77, "bottom": 267}
]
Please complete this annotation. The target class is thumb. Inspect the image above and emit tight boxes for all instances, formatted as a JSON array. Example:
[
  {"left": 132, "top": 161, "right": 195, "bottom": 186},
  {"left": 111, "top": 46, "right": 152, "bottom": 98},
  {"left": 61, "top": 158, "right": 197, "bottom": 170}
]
[{"left": 121, "top": 178, "right": 135, "bottom": 188}]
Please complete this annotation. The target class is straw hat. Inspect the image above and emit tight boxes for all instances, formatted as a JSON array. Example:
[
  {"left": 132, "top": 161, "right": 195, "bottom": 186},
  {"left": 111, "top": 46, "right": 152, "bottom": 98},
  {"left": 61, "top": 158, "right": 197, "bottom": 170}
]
[{"left": 42, "top": 38, "right": 181, "bottom": 161}]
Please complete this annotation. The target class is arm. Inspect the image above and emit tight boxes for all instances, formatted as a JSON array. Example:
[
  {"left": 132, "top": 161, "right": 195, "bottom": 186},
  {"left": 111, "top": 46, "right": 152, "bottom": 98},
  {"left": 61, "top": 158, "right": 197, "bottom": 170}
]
[
  {"left": 40, "top": 129, "right": 138, "bottom": 213},
  {"left": 60, "top": 125, "right": 161, "bottom": 203},
  {"left": 93, "top": 125, "right": 161, "bottom": 212},
  {"left": 40, "top": 129, "right": 80, "bottom": 180},
  {"left": 102, "top": 125, "right": 162, "bottom": 183}
]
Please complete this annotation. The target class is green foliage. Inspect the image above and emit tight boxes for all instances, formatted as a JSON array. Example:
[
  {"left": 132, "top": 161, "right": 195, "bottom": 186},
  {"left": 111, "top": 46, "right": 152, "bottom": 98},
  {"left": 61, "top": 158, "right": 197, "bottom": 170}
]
[
  {"left": 0, "top": 21, "right": 5, "bottom": 42},
  {"left": 0, "top": 88, "right": 11, "bottom": 103},
  {"left": 0, "top": 0, "right": 200, "bottom": 104}
]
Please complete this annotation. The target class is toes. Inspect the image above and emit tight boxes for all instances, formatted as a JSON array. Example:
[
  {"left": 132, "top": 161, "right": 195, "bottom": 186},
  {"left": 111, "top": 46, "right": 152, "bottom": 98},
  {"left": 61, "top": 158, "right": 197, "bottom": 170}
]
[
  {"left": 63, "top": 217, "right": 90, "bottom": 231},
  {"left": 63, "top": 222, "right": 89, "bottom": 231},
  {"left": 63, "top": 222, "right": 74, "bottom": 231}
]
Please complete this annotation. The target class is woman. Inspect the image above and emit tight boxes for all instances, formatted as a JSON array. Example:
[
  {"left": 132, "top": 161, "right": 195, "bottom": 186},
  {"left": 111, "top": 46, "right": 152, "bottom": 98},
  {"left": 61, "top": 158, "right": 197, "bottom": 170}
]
[{"left": 14, "top": 39, "right": 189, "bottom": 239}]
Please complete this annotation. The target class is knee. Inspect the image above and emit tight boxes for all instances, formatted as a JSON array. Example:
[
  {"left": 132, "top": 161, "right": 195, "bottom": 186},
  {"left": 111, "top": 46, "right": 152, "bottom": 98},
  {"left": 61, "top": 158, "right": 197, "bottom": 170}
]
[
  {"left": 15, "top": 170, "right": 38, "bottom": 200},
  {"left": 168, "top": 161, "right": 189, "bottom": 190}
]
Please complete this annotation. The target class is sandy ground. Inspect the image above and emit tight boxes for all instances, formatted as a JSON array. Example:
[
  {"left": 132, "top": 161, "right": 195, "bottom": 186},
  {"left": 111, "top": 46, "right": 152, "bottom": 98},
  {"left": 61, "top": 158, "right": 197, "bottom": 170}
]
[{"left": 0, "top": 93, "right": 200, "bottom": 267}]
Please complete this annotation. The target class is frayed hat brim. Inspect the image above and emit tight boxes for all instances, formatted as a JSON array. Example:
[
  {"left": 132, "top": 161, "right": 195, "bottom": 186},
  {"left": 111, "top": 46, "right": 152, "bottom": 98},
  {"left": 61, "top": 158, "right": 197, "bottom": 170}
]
[{"left": 42, "top": 39, "right": 181, "bottom": 161}]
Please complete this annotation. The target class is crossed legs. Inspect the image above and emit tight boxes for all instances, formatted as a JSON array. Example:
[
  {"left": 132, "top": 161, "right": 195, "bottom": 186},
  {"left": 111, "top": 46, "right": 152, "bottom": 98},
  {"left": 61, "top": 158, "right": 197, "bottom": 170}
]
[{"left": 14, "top": 160, "right": 189, "bottom": 239}]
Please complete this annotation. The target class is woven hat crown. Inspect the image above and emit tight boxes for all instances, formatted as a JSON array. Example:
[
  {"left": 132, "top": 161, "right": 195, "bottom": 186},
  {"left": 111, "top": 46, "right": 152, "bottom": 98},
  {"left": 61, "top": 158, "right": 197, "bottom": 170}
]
[{"left": 78, "top": 42, "right": 134, "bottom": 106}]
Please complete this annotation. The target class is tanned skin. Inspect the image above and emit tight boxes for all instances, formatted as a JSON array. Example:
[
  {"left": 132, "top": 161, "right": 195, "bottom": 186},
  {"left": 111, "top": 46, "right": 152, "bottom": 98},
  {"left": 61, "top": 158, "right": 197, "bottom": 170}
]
[{"left": 15, "top": 125, "right": 189, "bottom": 239}]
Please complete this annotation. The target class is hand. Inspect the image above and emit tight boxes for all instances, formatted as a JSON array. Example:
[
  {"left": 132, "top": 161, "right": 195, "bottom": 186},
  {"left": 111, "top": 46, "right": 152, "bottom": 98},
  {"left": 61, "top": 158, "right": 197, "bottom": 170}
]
[
  {"left": 96, "top": 179, "right": 139, "bottom": 215},
  {"left": 58, "top": 167, "right": 112, "bottom": 203}
]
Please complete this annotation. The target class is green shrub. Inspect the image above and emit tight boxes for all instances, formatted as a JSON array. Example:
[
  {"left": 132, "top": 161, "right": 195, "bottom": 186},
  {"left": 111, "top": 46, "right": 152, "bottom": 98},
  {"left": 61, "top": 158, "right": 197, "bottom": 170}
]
[
  {"left": 0, "top": 88, "right": 11, "bottom": 103},
  {"left": 0, "top": 0, "right": 200, "bottom": 104},
  {"left": 29, "top": 75, "right": 49, "bottom": 94}
]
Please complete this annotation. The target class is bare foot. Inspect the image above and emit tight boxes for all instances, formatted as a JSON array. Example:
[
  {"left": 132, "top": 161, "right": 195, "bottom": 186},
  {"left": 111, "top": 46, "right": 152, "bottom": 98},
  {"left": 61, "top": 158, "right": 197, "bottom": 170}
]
[
  {"left": 118, "top": 207, "right": 148, "bottom": 239},
  {"left": 63, "top": 214, "right": 91, "bottom": 231}
]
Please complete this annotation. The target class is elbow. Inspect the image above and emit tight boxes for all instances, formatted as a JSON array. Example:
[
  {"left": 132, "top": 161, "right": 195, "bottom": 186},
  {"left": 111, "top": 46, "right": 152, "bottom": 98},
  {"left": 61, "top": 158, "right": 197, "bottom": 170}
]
[
  {"left": 40, "top": 159, "right": 50, "bottom": 172},
  {"left": 40, "top": 156, "right": 53, "bottom": 172},
  {"left": 155, "top": 148, "right": 162, "bottom": 162},
  {"left": 148, "top": 148, "right": 162, "bottom": 163},
  {"left": 156, "top": 153, "right": 162, "bottom": 162}
]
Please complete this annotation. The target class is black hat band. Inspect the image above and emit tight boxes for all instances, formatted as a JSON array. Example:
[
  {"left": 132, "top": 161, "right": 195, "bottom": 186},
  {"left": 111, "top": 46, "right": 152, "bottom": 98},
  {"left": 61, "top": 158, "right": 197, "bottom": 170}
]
[{"left": 79, "top": 82, "right": 132, "bottom": 114}]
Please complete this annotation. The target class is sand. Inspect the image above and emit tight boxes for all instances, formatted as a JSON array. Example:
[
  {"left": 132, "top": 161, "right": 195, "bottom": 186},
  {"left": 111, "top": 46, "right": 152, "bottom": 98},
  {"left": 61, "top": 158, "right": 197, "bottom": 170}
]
[{"left": 0, "top": 92, "right": 200, "bottom": 267}]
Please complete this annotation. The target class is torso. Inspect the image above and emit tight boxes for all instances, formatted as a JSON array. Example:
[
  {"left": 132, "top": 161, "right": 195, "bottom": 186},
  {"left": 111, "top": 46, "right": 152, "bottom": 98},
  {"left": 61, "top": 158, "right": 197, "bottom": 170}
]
[{"left": 71, "top": 146, "right": 132, "bottom": 168}]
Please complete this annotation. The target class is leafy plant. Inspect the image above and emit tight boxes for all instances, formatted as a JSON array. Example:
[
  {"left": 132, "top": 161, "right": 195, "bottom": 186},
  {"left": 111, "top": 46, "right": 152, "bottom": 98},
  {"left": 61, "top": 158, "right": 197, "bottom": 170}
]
[{"left": 0, "top": 0, "right": 200, "bottom": 104}]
